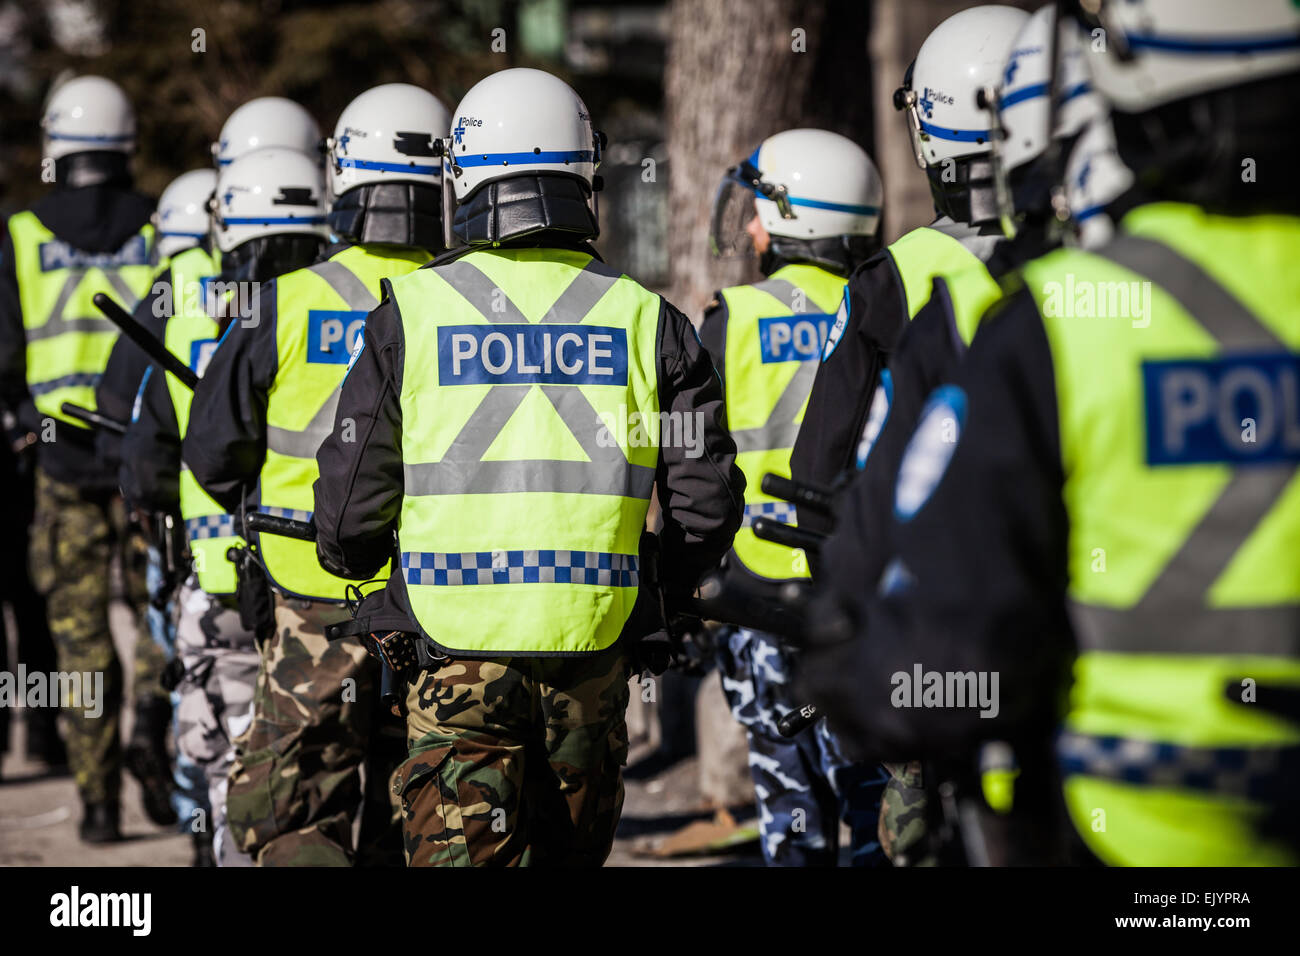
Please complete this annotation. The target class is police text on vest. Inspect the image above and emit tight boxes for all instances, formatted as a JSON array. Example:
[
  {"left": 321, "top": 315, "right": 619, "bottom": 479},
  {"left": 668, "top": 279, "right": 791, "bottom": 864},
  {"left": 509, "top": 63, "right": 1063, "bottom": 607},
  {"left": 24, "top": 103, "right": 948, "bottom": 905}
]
[{"left": 439, "top": 324, "right": 629, "bottom": 386}]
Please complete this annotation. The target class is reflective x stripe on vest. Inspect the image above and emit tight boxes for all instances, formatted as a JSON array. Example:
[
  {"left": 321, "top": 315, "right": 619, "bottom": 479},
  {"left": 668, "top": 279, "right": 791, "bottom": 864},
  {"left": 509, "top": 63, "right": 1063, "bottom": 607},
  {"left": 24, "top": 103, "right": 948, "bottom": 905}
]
[
  {"left": 720, "top": 263, "right": 844, "bottom": 580},
  {"left": 1025, "top": 202, "right": 1300, "bottom": 865},
  {"left": 162, "top": 246, "right": 242, "bottom": 595},
  {"left": 389, "top": 248, "right": 662, "bottom": 655},
  {"left": 257, "top": 245, "right": 428, "bottom": 601},
  {"left": 8, "top": 210, "right": 156, "bottom": 427}
]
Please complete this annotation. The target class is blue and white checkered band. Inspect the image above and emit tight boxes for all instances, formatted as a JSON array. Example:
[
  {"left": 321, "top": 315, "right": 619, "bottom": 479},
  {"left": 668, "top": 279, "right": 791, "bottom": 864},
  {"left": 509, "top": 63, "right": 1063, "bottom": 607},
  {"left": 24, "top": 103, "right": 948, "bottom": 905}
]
[
  {"left": 401, "top": 549, "right": 640, "bottom": 588},
  {"left": 1057, "top": 731, "right": 1300, "bottom": 802},
  {"left": 263, "top": 506, "right": 313, "bottom": 522},
  {"left": 742, "top": 501, "right": 797, "bottom": 527},
  {"left": 185, "top": 514, "right": 237, "bottom": 540}
]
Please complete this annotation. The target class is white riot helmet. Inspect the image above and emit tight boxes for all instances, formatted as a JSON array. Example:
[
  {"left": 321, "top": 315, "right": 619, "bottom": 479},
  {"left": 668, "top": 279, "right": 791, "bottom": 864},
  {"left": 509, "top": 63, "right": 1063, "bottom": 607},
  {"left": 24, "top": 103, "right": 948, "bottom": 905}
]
[
  {"left": 994, "top": 6, "right": 1105, "bottom": 177},
  {"left": 711, "top": 129, "right": 882, "bottom": 264},
  {"left": 443, "top": 68, "right": 600, "bottom": 199},
  {"left": 325, "top": 83, "right": 450, "bottom": 200},
  {"left": 1063, "top": 120, "right": 1134, "bottom": 250},
  {"left": 213, "top": 97, "right": 321, "bottom": 167},
  {"left": 154, "top": 169, "right": 217, "bottom": 260},
  {"left": 211, "top": 147, "right": 328, "bottom": 253},
  {"left": 41, "top": 75, "right": 135, "bottom": 161},
  {"left": 894, "top": 6, "right": 1030, "bottom": 168},
  {"left": 439, "top": 68, "right": 604, "bottom": 248},
  {"left": 1076, "top": 0, "right": 1300, "bottom": 114}
]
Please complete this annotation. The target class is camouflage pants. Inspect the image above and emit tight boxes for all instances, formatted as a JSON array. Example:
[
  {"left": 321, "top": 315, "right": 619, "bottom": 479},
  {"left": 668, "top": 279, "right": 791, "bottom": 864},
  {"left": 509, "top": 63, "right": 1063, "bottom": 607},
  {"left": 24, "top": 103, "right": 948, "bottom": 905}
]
[
  {"left": 718, "top": 627, "right": 887, "bottom": 866},
  {"left": 397, "top": 643, "right": 630, "bottom": 867},
  {"left": 225, "top": 594, "right": 405, "bottom": 866},
  {"left": 879, "top": 760, "right": 933, "bottom": 866},
  {"left": 28, "top": 468, "right": 169, "bottom": 802},
  {"left": 173, "top": 579, "right": 259, "bottom": 866}
]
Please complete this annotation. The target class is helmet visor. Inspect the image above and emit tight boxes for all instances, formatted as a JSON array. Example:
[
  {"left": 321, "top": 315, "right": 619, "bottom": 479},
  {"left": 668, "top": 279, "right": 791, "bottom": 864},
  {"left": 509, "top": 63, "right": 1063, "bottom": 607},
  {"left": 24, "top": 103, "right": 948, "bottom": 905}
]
[{"left": 709, "top": 172, "right": 759, "bottom": 259}]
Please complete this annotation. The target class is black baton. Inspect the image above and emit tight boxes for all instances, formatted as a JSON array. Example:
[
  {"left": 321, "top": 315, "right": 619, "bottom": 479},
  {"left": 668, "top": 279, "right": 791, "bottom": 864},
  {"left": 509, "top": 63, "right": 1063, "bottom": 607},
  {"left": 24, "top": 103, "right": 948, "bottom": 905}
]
[{"left": 94, "top": 292, "right": 199, "bottom": 390}]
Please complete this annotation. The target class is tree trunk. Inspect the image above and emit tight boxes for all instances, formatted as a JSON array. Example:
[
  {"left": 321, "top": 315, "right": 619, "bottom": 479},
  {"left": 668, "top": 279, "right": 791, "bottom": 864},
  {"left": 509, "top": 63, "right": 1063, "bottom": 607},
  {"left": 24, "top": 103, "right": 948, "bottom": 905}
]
[{"left": 664, "top": 0, "right": 873, "bottom": 320}]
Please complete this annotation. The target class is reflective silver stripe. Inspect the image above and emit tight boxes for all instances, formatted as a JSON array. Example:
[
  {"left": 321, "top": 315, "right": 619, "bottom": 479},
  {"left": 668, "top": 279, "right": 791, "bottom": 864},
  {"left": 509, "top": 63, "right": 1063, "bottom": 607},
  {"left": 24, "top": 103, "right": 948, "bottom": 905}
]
[
  {"left": 103, "top": 271, "right": 140, "bottom": 309},
  {"left": 25, "top": 269, "right": 139, "bottom": 342},
  {"left": 1072, "top": 236, "right": 1300, "bottom": 656},
  {"left": 1057, "top": 730, "right": 1299, "bottom": 800},
  {"left": 435, "top": 260, "right": 529, "bottom": 323},
  {"left": 731, "top": 353, "right": 817, "bottom": 454},
  {"left": 751, "top": 278, "right": 801, "bottom": 312},
  {"left": 403, "top": 255, "right": 650, "bottom": 498},
  {"left": 1069, "top": 601, "right": 1300, "bottom": 657},
  {"left": 926, "top": 217, "right": 1002, "bottom": 264},
  {"left": 266, "top": 388, "right": 341, "bottom": 458},
  {"left": 311, "top": 259, "right": 379, "bottom": 312},
  {"left": 264, "top": 259, "right": 375, "bottom": 458},
  {"left": 541, "top": 257, "right": 624, "bottom": 323},
  {"left": 1098, "top": 236, "right": 1283, "bottom": 349}
]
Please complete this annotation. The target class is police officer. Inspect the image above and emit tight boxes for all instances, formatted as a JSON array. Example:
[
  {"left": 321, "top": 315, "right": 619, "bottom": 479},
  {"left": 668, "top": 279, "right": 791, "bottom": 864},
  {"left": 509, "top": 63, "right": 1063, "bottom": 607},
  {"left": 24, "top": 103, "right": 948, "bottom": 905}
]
[
  {"left": 313, "top": 67, "right": 744, "bottom": 867},
  {"left": 803, "top": 0, "right": 1300, "bottom": 866},
  {"left": 122, "top": 147, "right": 331, "bottom": 865},
  {"left": 0, "top": 76, "right": 169, "bottom": 842},
  {"left": 790, "top": 5, "right": 1029, "bottom": 523},
  {"left": 811, "top": 4, "right": 1135, "bottom": 866},
  {"left": 98, "top": 96, "right": 323, "bottom": 434},
  {"left": 185, "top": 84, "right": 450, "bottom": 866},
  {"left": 782, "top": 6, "right": 1028, "bottom": 865},
  {"left": 698, "top": 128, "right": 888, "bottom": 866},
  {"left": 109, "top": 168, "right": 221, "bottom": 859}
]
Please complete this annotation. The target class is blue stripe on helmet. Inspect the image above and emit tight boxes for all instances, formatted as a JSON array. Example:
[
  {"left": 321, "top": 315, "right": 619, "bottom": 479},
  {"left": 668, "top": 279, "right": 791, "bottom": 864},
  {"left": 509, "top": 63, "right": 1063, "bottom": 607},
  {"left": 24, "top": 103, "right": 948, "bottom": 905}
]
[
  {"left": 919, "top": 120, "right": 989, "bottom": 143},
  {"left": 1000, "top": 80, "right": 1092, "bottom": 111},
  {"left": 337, "top": 158, "right": 441, "bottom": 175},
  {"left": 1073, "top": 203, "right": 1106, "bottom": 222},
  {"left": 46, "top": 132, "right": 133, "bottom": 142},
  {"left": 221, "top": 216, "right": 326, "bottom": 225},
  {"left": 787, "top": 195, "right": 880, "bottom": 217},
  {"left": 160, "top": 231, "right": 208, "bottom": 239},
  {"left": 1000, "top": 82, "right": 1050, "bottom": 109},
  {"left": 1127, "top": 31, "right": 1300, "bottom": 55},
  {"left": 454, "top": 149, "right": 596, "bottom": 168}
]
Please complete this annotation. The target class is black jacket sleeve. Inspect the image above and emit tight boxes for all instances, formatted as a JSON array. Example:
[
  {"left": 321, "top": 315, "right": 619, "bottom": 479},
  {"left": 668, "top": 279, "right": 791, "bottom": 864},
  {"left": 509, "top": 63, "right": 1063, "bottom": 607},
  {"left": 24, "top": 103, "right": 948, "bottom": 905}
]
[
  {"left": 696, "top": 294, "right": 728, "bottom": 390},
  {"left": 818, "top": 277, "right": 969, "bottom": 597},
  {"left": 183, "top": 280, "right": 280, "bottom": 514},
  {"left": 313, "top": 295, "right": 405, "bottom": 580},
  {"left": 790, "top": 249, "right": 907, "bottom": 536},
  {"left": 96, "top": 272, "right": 167, "bottom": 471},
  {"left": 119, "top": 364, "right": 181, "bottom": 513},
  {"left": 654, "top": 299, "right": 745, "bottom": 599},
  {"left": 799, "top": 288, "right": 1073, "bottom": 759},
  {"left": 0, "top": 226, "right": 33, "bottom": 427}
]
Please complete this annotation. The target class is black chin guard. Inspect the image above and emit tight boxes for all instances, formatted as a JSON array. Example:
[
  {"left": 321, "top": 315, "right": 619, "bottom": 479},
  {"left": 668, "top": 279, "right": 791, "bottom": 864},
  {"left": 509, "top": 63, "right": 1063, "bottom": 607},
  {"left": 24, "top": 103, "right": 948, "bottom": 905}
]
[
  {"left": 221, "top": 234, "right": 325, "bottom": 285},
  {"left": 328, "top": 182, "right": 445, "bottom": 252},
  {"left": 452, "top": 174, "right": 599, "bottom": 247}
]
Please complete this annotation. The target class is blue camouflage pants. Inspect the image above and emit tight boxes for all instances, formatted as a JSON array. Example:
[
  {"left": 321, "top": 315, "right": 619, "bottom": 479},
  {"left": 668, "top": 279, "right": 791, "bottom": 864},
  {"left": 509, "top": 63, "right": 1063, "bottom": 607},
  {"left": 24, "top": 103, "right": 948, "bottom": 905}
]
[
  {"left": 717, "top": 627, "right": 887, "bottom": 866},
  {"left": 145, "top": 550, "right": 209, "bottom": 829}
]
